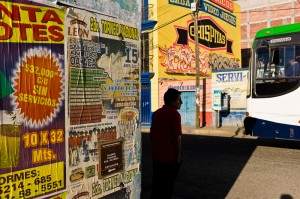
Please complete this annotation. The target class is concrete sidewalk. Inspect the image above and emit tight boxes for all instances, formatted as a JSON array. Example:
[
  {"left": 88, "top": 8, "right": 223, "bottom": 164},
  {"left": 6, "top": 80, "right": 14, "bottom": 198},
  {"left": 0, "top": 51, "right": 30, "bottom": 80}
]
[{"left": 141, "top": 125, "right": 246, "bottom": 138}]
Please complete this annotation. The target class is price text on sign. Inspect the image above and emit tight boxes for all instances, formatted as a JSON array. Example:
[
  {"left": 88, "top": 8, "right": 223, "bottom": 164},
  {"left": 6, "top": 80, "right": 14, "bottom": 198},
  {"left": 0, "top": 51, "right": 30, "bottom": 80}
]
[
  {"left": 13, "top": 48, "right": 63, "bottom": 125},
  {"left": 0, "top": 162, "right": 64, "bottom": 199}
]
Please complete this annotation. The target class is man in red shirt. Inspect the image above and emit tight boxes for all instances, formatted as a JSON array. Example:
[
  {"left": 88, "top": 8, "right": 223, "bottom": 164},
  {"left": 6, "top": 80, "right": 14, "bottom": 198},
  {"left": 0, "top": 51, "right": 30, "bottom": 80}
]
[{"left": 150, "top": 88, "right": 182, "bottom": 199}]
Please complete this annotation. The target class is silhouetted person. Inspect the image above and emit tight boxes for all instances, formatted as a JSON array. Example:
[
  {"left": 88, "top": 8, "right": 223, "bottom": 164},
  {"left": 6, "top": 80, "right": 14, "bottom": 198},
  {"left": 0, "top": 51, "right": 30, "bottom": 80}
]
[{"left": 150, "top": 88, "right": 182, "bottom": 199}]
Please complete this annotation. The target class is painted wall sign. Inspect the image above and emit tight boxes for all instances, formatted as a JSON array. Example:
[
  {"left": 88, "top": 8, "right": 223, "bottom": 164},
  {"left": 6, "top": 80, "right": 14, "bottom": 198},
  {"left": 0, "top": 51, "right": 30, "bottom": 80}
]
[
  {"left": 202, "top": 1, "right": 236, "bottom": 26},
  {"left": 175, "top": 17, "right": 234, "bottom": 55},
  {"left": 168, "top": 0, "right": 192, "bottom": 8},
  {"left": 188, "top": 17, "right": 229, "bottom": 51},
  {"left": 216, "top": 71, "right": 247, "bottom": 82},
  {"left": 169, "top": 85, "right": 197, "bottom": 91},
  {"left": 212, "top": 69, "right": 248, "bottom": 126},
  {"left": 157, "top": 0, "right": 240, "bottom": 78},
  {"left": 209, "top": 0, "right": 234, "bottom": 12}
]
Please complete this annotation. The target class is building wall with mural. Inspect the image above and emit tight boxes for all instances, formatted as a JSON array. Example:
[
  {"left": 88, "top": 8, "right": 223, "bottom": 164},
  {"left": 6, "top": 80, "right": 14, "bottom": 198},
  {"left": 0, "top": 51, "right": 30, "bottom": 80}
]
[
  {"left": 0, "top": 0, "right": 141, "bottom": 198},
  {"left": 149, "top": 0, "right": 241, "bottom": 126},
  {"left": 158, "top": 79, "right": 213, "bottom": 127},
  {"left": 157, "top": 0, "right": 241, "bottom": 78}
]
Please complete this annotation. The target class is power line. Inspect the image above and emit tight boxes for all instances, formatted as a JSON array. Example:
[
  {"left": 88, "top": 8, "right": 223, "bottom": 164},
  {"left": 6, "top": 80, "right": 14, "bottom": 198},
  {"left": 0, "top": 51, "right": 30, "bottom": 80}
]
[
  {"left": 142, "top": 2, "right": 300, "bottom": 14},
  {"left": 142, "top": 4, "right": 175, "bottom": 14},
  {"left": 142, "top": 4, "right": 300, "bottom": 50},
  {"left": 157, "top": 7, "right": 177, "bottom": 17},
  {"left": 236, "top": 5, "right": 300, "bottom": 13},
  {"left": 143, "top": 5, "right": 179, "bottom": 19},
  {"left": 147, "top": 12, "right": 192, "bottom": 33}
]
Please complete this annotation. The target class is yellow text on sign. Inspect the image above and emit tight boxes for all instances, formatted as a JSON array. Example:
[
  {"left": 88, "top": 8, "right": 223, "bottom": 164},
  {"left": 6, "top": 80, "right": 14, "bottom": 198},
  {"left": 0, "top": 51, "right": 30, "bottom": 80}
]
[{"left": 0, "top": 162, "right": 64, "bottom": 198}]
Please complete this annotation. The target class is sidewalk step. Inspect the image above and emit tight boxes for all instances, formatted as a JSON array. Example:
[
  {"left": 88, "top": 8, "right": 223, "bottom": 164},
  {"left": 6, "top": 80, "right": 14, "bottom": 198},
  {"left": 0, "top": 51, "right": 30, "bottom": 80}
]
[{"left": 141, "top": 126, "right": 246, "bottom": 137}]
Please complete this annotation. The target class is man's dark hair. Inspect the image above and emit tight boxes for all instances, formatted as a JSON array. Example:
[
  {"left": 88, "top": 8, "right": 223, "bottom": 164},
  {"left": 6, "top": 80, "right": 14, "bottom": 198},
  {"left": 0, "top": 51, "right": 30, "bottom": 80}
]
[
  {"left": 164, "top": 88, "right": 181, "bottom": 105},
  {"left": 287, "top": 56, "right": 294, "bottom": 61}
]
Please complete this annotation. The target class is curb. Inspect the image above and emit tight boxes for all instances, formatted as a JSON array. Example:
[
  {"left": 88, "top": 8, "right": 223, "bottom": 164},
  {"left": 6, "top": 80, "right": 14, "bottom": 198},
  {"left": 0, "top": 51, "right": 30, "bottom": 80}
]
[{"left": 141, "top": 126, "right": 246, "bottom": 138}]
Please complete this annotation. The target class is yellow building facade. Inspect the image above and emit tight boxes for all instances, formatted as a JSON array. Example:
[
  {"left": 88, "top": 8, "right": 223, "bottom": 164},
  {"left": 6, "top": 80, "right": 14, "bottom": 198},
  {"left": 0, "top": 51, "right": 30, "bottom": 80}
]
[{"left": 147, "top": 0, "right": 241, "bottom": 126}]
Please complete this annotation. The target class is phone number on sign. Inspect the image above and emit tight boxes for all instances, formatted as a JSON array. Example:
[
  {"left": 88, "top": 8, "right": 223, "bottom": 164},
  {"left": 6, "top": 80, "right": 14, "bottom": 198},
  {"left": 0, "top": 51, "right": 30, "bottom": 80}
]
[
  {"left": 0, "top": 176, "right": 63, "bottom": 199},
  {"left": 0, "top": 162, "right": 65, "bottom": 199}
]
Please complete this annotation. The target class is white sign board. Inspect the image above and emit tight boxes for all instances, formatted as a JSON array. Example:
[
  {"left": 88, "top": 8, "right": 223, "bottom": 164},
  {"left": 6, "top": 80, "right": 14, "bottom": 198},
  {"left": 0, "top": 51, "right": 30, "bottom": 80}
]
[{"left": 213, "top": 90, "right": 222, "bottom": 110}]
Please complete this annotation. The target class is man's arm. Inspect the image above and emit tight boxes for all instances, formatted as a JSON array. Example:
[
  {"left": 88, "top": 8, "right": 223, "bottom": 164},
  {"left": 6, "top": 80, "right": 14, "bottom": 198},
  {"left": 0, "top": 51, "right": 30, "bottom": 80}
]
[
  {"left": 176, "top": 135, "right": 181, "bottom": 163},
  {"left": 174, "top": 111, "right": 182, "bottom": 163},
  {"left": 295, "top": 63, "right": 300, "bottom": 76}
]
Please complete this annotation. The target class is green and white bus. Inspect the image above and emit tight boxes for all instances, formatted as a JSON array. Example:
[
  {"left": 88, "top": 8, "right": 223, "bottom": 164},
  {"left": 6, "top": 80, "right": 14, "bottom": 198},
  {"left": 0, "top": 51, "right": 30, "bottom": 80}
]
[{"left": 244, "top": 23, "right": 300, "bottom": 140}]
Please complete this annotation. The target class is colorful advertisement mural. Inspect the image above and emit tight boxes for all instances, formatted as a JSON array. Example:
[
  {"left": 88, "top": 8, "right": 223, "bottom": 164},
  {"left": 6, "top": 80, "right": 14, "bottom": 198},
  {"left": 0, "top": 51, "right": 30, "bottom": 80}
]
[
  {"left": 0, "top": 0, "right": 66, "bottom": 198},
  {"left": 211, "top": 69, "right": 249, "bottom": 127},
  {"left": 157, "top": 0, "right": 241, "bottom": 78},
  {"left": 65, "top": 8, "right": 141, "bottom": 199},
  {"left": 0, "top": 0, "right": 141, "bottom": 198}
]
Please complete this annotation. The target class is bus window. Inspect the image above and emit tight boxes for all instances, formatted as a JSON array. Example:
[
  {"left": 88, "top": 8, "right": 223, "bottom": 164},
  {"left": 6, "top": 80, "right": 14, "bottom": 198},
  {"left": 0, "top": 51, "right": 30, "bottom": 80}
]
[
  {"left": 254, "top": 45, "right": 300, "bottom": 97},
  {"left": 246, "top": 50, "right": 252, "bottom": 98},
  {"left": 255, "top": 47, "right": 269, "bottom": 79}
]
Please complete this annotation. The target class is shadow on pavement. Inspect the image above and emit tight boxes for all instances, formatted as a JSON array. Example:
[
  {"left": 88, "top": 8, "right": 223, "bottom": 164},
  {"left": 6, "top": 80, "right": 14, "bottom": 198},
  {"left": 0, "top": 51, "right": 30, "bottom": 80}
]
[{"left": 141, "top": 133, "right": 300, "bottom": 199}]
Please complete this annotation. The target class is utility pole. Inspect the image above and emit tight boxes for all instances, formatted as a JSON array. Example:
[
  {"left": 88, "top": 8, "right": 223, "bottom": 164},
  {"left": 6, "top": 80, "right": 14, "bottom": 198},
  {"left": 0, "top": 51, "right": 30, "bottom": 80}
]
[{"left": 192, "top": 0, "right": 200, "bottom": 128}]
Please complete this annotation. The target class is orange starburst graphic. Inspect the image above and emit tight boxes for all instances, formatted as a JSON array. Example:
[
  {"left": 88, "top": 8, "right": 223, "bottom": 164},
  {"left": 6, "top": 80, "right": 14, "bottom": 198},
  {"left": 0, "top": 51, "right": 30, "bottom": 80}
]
[{"left": 13, "top": 49, "right": 63, "bottom": 126}]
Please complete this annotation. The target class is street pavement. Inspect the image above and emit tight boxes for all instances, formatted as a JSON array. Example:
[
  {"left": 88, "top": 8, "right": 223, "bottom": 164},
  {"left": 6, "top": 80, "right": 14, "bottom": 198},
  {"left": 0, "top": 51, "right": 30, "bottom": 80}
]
[
  {"left": 140, "top": 125, "right": 300, "bottom": 199},
  {"left": 141, "top": 125, "right": 251, "bottom": 199}
]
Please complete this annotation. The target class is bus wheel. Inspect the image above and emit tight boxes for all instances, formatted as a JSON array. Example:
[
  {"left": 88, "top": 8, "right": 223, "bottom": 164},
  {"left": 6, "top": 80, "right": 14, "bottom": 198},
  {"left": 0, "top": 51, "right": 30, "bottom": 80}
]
[{"left": 244, "top": 117, "right": 255, "bottom": 135}]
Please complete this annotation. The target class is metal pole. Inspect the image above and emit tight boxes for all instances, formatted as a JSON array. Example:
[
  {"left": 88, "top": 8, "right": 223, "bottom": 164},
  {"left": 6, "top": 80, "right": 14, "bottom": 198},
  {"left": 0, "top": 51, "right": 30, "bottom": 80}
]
[
  {"left": 194, "top": 0, "right": 200, "bottom": 128},
  {"left": 215, "top": 110, "right": 219, "bottom": 129}
]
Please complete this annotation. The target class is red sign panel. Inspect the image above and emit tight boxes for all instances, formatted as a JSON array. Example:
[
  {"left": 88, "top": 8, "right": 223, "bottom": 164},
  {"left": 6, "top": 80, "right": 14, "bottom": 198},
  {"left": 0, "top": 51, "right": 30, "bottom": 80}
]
[{"left": 209, "top": 0, "right": 234, "bottom": 12}]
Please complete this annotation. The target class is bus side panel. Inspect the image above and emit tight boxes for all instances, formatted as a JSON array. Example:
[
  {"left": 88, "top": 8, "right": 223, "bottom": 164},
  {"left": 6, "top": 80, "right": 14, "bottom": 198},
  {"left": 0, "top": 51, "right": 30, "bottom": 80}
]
[{"left": 252, "top": 118, "right": 300, "bottom": 140}]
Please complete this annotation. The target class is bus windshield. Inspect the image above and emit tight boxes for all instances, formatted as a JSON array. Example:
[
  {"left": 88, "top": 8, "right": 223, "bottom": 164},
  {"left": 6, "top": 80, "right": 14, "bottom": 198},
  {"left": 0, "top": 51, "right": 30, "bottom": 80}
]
[{"left": 254, "top": 44, "right": 300, "bottom": 97}]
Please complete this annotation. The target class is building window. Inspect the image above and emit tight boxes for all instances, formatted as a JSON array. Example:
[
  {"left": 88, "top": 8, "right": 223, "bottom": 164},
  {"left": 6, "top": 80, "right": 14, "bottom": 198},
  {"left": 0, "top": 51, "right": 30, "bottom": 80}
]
[
  {"left": 241, "top": 48, "right": 251, "bottom": 68},
  {"left": 141, "top": 33, "right": 149, "bottom": 72}
]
